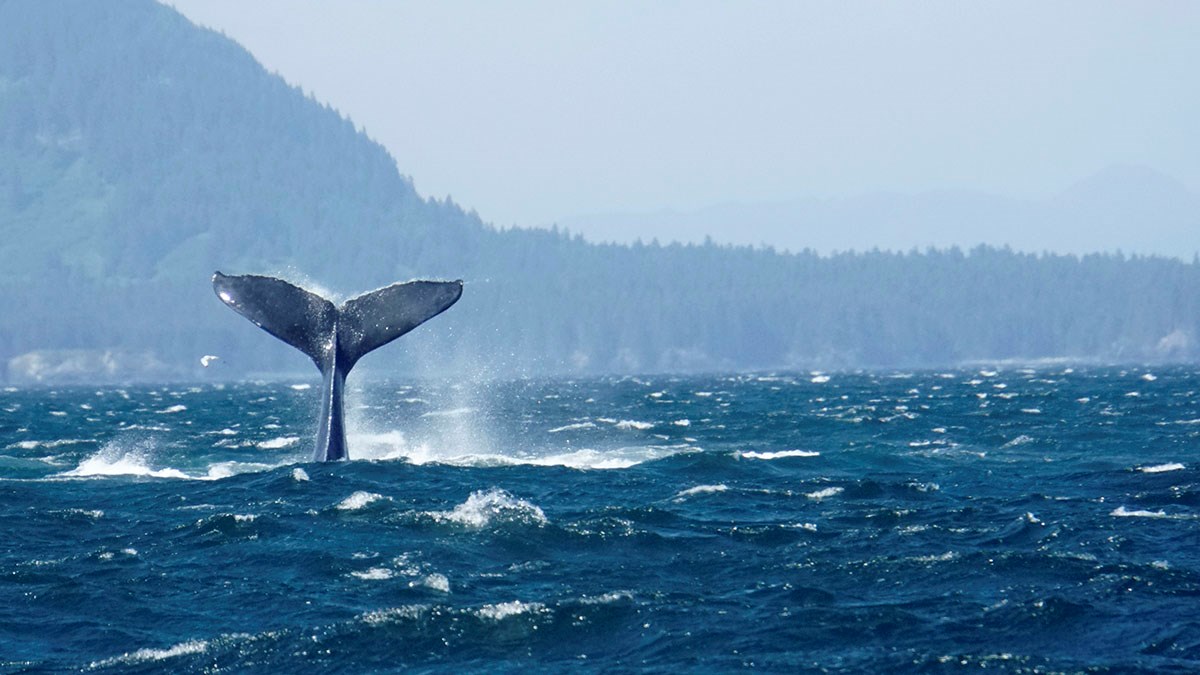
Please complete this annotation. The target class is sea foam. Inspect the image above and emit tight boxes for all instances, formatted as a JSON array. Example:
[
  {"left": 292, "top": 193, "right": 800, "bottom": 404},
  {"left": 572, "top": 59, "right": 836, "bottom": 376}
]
[
  {"left": 429, "top": 488, "right": 547, "bottom": 528},
  {"left": 740, "top": 449, "right": 820, "bottom": 460}
]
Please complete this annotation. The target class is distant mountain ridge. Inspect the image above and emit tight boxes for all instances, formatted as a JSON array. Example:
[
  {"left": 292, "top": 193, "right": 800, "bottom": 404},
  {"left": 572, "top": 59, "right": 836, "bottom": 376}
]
[
  {"left": 559, "top": 164, "right": 1200, "bottom": 259},
  {"left": 0, "top": 0, "right": 1197, "bottom": 382}
]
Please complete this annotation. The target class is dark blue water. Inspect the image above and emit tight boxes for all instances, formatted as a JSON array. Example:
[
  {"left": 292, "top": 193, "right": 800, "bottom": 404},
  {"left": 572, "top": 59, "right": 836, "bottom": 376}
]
[{"left": 2, "top": 367, "right": 1198, "bottom": 672}]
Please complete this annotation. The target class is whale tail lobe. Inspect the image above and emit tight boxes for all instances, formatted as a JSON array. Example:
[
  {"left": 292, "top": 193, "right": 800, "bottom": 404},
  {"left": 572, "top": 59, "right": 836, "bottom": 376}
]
[{"left": 212, "top": 272, "right": 463, "bottom": 460}]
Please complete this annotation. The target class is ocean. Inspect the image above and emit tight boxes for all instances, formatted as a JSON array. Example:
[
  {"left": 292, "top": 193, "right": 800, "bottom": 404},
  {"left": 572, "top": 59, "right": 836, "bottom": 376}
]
[{"left": 1, "top": 367, "right": 1197, "bottom": 673}]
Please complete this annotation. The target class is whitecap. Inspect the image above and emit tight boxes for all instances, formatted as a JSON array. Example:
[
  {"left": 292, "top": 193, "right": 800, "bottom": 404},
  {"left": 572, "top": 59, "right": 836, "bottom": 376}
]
[
  {"left": 256, "top": 436, "right": 299, "bottom": 450},
  {"left": 361, "top": 605, "right": 428, "bottom": 625},
  {"left": 672, "top": 419, "right": 691, "bottom": 427},
  {"left": 578, "top": 590, "right": 632, "bottom": 605},
  {"left": 122, "top": 424, "right": 171, "bottom": 432},
  {"left": 89, "top": 640, "right": 208, "bottom": 668},
  {"left": 8, "top": 438, "right": 91, "bottom": 450},
  {"left": 547, "top": 422, "right": 597, "bottom": 433},
  {"left": 739, "top": 449, "right": 819, "bottom": 460},
  {"left": 477, "top": 600, "right": 547, "bottom": 621},
  {"left": 290, "top": 383, "right": 312, "bottom": 391},
  {"left": 292, "top": 468, "right": 310, "bottom": 482},
  {"left": 1139, "top": 463, "right": 1185, "bottom": 474},
  {"left": 1141, "top": 373, "right": 1158, "bottom": 382},
  {"left": 810, "top": 374, "right": 831, "bottom": 384},
  {"left": 614, "top": 420, "right": 654, "bottom": 430},
  {"left": 353, "top": 428, "right": 687, "bottom": 470},
  {"left": 1110, "top": 506, "right": 1168, "bottom": 518},
  {"left": 512, "top": 447, "right": 680, "bottom": 470},
  {"left": 673, "top": 484, "right": 728, "bottom": 500},
  {"left": 417, "top": 573, "right": 450, "bottom": 593},
  {"left": 1021, "top": 408, "right": 1042, "bottom": 415},
  {"left": 1002, "top": 435, "right": 1035, "bottom": 448},
  {"left": 430, "top": 488, "right": 547, "bottom": 528},
  {"left": 204, "top": 461, "right": 279, "bottom": 480},
  {"left": 336, "top": 491, "right": 386, "bottom": 511},
  {"left": 156, "top": 404, "right": 187, "bottom": 414},
  {"left": 805, "top": 486, "right": 843, "bottom": 500},
  {"left": 61, "top": 442, "right": 189, "bottom": 480},
  {"left": 350, "top": 567, "right": 395, "bottom": 580}
]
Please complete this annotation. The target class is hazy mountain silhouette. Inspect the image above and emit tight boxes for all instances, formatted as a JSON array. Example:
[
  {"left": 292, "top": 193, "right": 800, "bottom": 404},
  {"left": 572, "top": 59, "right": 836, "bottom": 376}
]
[{"left": 561, "top": 165, "right": 1200, "bottom": 259}]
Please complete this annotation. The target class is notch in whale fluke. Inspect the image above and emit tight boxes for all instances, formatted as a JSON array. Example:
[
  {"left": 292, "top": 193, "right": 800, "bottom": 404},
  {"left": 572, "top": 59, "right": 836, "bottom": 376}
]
[{"left": 212, "top": 272, "right": 463, "bottom": 461}]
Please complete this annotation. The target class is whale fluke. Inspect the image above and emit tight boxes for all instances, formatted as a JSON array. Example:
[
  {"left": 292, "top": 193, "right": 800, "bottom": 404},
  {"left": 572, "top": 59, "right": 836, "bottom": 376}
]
[{"left": 213, "top": 272, "right": 463, "bottom": 461}]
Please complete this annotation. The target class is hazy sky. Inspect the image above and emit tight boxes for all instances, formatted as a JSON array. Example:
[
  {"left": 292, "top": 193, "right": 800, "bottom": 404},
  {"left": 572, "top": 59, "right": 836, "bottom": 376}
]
[{"left": 167, "top": 1, "right": 1200, "bottom": 235}]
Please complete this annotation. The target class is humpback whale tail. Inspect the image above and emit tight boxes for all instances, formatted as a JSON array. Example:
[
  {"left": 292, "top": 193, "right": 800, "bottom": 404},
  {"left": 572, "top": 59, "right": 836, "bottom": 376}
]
[{"left": 212, "top": 272, "right": 463, "bottom": 461}]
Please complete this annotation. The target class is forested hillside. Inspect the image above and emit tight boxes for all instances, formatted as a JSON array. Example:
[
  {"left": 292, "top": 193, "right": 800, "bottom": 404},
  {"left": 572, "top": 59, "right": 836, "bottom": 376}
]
[{"left": 1, "top": 0, "right": 1198, "bottom": 382}]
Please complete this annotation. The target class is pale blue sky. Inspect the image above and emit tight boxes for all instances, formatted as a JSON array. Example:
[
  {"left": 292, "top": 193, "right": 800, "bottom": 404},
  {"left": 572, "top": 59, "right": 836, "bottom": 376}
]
[{"left": 167, "top": 1, "right": 1200, "bottom": 243}]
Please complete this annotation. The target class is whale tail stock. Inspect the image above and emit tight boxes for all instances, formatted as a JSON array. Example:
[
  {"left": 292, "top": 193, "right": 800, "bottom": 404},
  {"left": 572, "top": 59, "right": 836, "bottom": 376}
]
[{"left": 212, "top": 272, "right": 463, "bottom": 461}]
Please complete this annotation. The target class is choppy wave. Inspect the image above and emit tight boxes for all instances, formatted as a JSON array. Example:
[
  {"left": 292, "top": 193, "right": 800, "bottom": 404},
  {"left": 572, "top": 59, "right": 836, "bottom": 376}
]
[
  {"left": 6, "top": 370, "right": 1200, "bottom": 672},
  {"left": 1138, "top": 462, "right": 1185, "bottom": 473},
  {"left": 426, "top": 488, "right": 547, "bottom": 528}
]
